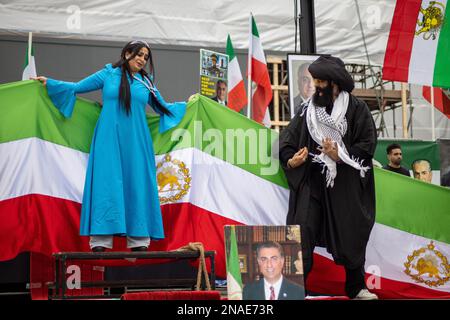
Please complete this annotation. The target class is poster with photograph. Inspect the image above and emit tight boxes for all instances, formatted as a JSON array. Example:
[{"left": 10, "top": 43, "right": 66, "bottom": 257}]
[
  {"left": 199, "top": 49, "right": 229, "bottom": 99},
  {"left": 287, "top": 54, "right": 321, "bottom": 119},
  {"left": 224, "top": 225, "right": 305, "bottom": 301}
]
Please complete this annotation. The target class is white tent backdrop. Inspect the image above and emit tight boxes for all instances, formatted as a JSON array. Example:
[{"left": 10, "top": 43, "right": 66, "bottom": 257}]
[{"left": 0, "top": 0, "right": 395, "bottom": 65}]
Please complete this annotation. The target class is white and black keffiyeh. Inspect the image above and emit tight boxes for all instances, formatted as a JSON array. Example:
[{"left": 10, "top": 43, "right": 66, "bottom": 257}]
[{"left": 306, "top": 91, "right": 370, "bottom": 187}]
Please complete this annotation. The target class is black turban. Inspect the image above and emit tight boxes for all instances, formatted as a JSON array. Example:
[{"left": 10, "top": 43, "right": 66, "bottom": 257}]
[{"left": 308, "top": 56, "right": 355, "bottom": 92}]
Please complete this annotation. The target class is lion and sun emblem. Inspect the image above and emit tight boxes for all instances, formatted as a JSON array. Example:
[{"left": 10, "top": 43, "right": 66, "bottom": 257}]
[
  {"left": 156, "top": 154, "right": 191, "bottom": 204},
  {"left": 404, "top": 241, "right": 450, "bottom": 288},
  {"left": 415, "top": 1, "right": 446, "bottom": 40}
]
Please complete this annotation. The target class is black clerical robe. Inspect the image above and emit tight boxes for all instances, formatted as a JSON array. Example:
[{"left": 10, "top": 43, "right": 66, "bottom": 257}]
[{"left": 279, "top": 95, "right": 377, "bottom": 269}]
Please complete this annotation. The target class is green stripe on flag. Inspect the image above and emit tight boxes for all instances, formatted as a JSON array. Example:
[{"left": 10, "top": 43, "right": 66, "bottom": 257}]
[
  {"left": 0, "top": 81, "right": 100, "bottom": 153},
  {"left": 375, "top": 167, "right": 450, "bottom": 244},
  {"left": 434, "top": 3, "right": 450, "bottom": 88},
  {"left": 226, "top": 35, "right": 236, "bottom": 60},
  {"left": 22, "top": 44, "right": 35, "bottom": 68},
  {"left": 251, "top": 16, "right": 259, "bottom": 37}
]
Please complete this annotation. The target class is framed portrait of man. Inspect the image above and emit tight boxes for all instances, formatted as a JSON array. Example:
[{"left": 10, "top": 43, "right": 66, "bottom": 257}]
[
  {"left": 287, "top": 54, "right": 321, "bottom": 119},
  {"left": 224, "top": 225, "right": 305, "bottom": 301}
]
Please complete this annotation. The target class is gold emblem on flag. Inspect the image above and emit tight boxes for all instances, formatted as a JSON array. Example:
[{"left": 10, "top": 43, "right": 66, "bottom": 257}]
[
  {"left": 415, "top": 1, "right": 445, "bottom": 40},
  {"left": 156, "top": 154, "right": 191, "bottom": 204},
  {"left": 404, "top": 241, "right": 450, "bottom": 288}
]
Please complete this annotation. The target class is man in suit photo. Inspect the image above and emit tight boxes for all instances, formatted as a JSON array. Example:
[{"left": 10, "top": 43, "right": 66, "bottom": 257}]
[
  {"left": 212, "top": 80, "right": 227, "bottom": 106},
  {"left": 243, "top": 241, "right": 305, "bottom": 300},
  {"left": 292, "top": 62, "right": 315, "bottom": 116}
]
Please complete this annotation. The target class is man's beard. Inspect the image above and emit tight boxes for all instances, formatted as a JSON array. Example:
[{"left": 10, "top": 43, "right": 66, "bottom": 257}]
[{"left": 312, "top": 84, "right": 333, "bottom": 107}]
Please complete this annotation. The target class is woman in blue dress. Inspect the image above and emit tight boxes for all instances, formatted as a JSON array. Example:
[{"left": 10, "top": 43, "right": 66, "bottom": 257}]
[{"left": 33, "top": 40, "right": 186, "bottom": 252}]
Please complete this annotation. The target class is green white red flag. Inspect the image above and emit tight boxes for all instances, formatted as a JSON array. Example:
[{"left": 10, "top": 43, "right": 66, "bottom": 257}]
[
  {"left": 226, "top": 35, "right": 247, "bottom": 113},
  {"left": 248, "top": 15, "right": 272, "bottom": 127}
]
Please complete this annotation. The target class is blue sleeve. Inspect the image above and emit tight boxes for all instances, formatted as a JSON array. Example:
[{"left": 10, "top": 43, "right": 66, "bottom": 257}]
[
  {"left": 46, "top": 67, "right": 109, "bottom": 118},
  {"left": 148, "top": 86, "right": 186, "bottom": 133}
]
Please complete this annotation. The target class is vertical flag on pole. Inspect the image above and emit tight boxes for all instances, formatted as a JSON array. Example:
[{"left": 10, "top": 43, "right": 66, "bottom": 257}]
[
  {"left": 22, "top": 32, "right": 37, "bottom": 81},
  {"left": 382, "top": 0, "right": 450, "bottom": 87},
  {"left": 248, "top": 14, "right": 273, "bottom": 127},
  {"left": 226, "top": 35, "right": 247, "bottom": 113},
  {"left": 226, "top": 226, "right": 243, "bottom": 300},
  {"left": 382, "top": 0, "right": 450, "bottom": 140}
]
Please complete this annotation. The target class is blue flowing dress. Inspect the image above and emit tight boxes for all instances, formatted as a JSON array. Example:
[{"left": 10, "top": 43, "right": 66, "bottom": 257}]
[{"left": 46, "top": 64, "right": 186, "bottom": 239}]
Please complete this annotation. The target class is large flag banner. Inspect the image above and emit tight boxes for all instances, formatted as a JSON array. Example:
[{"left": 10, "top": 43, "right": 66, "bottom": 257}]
[
  {"left": 248, "top": 15, "right": 273, "bottom": 127},
  {"left": 382, "top": 0, "right": 450, "bottom": 88},
  {"left": 1, "top": 81, "right": 449, "bottom": 299},
  {"left": 226, "top": 35, "right": 247, "bottom": 113},
  {"left": 0, "top": 81, "right": 286, "bottom": 281}
]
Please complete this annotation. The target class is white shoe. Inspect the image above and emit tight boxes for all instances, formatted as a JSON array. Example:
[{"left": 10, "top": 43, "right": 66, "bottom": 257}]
[{"left": 353, "top": 289, "right": 378, "bottom": 300}]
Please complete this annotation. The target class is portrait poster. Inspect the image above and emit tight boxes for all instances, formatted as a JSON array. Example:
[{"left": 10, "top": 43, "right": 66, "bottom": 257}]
[
  {"left": 224, "top": 225, "right": 305, "bottom": 301},
  {"left": 287, "top": 54, "right": 321, "bottom": 119},
  {"left": 199, "top": 49, "right": 229, "bottom": 98}
]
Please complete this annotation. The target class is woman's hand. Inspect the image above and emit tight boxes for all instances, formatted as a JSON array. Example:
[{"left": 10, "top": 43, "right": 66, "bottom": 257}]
[
  {"left": 188, "top": 93, "right": 198, "bottom": 102},
  {"left": 31, "top": 76, "right": 47, "bottom": 86}
]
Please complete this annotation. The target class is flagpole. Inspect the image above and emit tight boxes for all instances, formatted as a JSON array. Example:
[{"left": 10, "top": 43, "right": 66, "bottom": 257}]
[
  {"left": 431, "top": 85, "right": 436, "bottom": 141},
  {"left": 247, "top": 13, "right": 252, "bottom": 119},
  {"left": 401, "top": 82, "right": 408, "bottom": 138},
  {"left": 27, "top": 32, "right": 32, "bottom": 64}
]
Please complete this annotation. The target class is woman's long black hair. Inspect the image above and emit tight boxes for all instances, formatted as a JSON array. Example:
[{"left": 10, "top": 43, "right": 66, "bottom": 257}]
[{"left": 112, "top": 41, "right": 172, "bottom": 116}]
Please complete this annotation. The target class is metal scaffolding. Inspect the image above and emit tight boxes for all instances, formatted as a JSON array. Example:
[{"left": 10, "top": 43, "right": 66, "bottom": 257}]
[{"left": 266, "top": 56, "right": 412, "bottom": 138}]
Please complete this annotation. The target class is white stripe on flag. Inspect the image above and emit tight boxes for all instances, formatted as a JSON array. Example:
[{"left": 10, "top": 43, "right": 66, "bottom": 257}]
[
  {"left": 0, "top": 137, "right": 88, "bottom": 202},
  {"left": 408, "top": 0, "right": 448, "bottom": 85},
  {"left": 156, "top": 147, "right": 288, "bottom": 225},
  {"left": 22, "top": 56, "right": 37, "bottom": 81},
  {"left": 228, "top": 58, "right": 242, "bottom": 90},
  {"left": 252, "top": 35, "right": 266, "bottom": 64}
]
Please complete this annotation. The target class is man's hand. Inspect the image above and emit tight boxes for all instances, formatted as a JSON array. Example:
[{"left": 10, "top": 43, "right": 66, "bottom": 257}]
[
  {"left": 318, "top": 137, "right": 340, "bottom": 162},
  {"left": 288, "top": 147, "right": 309, "bottom": 168}
]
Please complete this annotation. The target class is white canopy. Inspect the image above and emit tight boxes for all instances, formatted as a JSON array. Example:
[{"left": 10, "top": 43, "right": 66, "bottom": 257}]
[{"left": 0, "top": 0, "right": 395, "bottom": 65}]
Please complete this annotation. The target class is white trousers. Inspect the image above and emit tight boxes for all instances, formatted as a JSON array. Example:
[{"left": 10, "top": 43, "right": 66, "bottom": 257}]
[{"left": 89, "top": 236, "right": 150, "bottom": 249}]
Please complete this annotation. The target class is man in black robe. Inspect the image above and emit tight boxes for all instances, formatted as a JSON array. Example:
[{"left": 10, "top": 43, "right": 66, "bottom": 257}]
[{"left": 279, "top": 55, "right": 378, "bottom": 300}]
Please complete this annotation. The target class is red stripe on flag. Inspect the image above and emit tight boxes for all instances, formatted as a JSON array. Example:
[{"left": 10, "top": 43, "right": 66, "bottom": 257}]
[
  {"left": 155, "top": 202, "right": 244, "bottom": 278},
  {"left": 228, "top": 81, "right": 247, "bottom": 112},
  {"left": 382, "top": 0, "right": 422, "bottom": 82},
  {"left": 309, "top": 253, "right": 450, "bottom": 299},
  {"left": 423, "top": 86, "right": 450, "bottom": 118},
  {"left": 251, "top": 57, "right": 273, "bottom": 123},
  {"left": 0, "top": 194, "right": 88, "bottom": 261}
]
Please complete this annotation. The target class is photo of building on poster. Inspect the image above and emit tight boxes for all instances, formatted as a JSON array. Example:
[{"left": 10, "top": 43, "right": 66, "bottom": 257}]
[
  {"left": 225, "top": 225, "right": 305, "bottom": 301},
  {"left": 199, "top": 49, "right": 229, "bottom": 99}
]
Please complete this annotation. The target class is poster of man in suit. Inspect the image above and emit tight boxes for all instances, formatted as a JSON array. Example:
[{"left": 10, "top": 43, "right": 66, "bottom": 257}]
[{"left": 225, "top": 225, "right": 305, "bottom": 300}]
